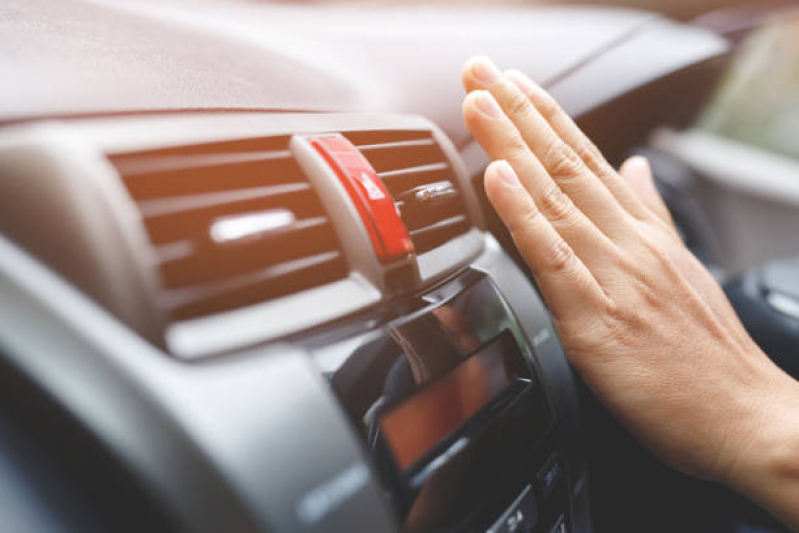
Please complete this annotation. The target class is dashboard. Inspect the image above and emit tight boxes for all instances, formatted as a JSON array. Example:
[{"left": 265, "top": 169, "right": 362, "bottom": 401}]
[{"left": 0, "top": 1, "right": 733, "bottom": 532}]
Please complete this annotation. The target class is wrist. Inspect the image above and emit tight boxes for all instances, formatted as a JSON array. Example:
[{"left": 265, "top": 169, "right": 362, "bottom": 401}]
[{"left": 724, "top": 360, "right": 799, "bottom": 527}]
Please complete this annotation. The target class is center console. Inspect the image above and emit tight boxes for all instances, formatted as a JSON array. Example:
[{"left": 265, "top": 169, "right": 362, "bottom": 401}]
[
  {"left": 306, "top": 263, "right": 587, "bottom": 533},
  {"left": 0, "top": 112, "right": 591, "bottom": 533}
]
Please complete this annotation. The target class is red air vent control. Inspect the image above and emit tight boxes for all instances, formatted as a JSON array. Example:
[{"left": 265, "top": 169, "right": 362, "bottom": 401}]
[{"left": 310, "top": 135, "right": 413, "bottom": 263}]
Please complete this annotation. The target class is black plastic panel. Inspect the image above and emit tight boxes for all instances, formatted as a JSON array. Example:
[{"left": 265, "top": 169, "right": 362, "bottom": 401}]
[{"left": 307, "top": 269, "right": 578, "bottom": 533}]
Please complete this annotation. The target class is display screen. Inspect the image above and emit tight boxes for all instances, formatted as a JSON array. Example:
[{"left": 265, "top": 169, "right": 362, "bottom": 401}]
[
  {"left": 379, "top": 334, "right": 515, "bottom": 471},
  {"left": 311, "top": 274, "right": 552, "bottom": 532}
]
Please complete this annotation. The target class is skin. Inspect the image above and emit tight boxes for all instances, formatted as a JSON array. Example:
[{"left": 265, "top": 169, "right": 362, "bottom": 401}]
[{"left": 460, "top": 56, "right": 799, "bottom": 529}]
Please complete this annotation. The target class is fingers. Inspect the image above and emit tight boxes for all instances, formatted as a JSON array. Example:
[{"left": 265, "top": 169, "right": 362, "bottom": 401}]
[
  {"left": 619, "top": 156, "right": 674, "bottom": 226},
  {"left": 483, "top": 160, "right": 607, "bottom": 315},
  {"left": 464, "top": 58, "right": 647, "bottom": 223},
  {"left": 463, "top": 89, "right": 616, "bottom": 267},
  {"left": 503, "top": 69, "right": 654, "bottom": 221},
  {"left": 463, "top": 57, "right": 632, "bottom": 238}
]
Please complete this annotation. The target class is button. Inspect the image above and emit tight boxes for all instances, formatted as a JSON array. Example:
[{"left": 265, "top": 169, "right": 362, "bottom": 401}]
[
  {"left": 309, "top": 135, "right": 413, "bottom": 263},
  {"left": 537, "top": 453, "right": 563, "bottom": 498},
  {"left": 486, "top": 485, "right": 538, "bottom": 533},
  {"left": 549, "top": 514, "right": 567, "bottom": 533}
]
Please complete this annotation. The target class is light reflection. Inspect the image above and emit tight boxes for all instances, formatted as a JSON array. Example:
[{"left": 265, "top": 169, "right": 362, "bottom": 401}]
[{"left": 209, "top": 209, "right": 296, "bottom": 243}]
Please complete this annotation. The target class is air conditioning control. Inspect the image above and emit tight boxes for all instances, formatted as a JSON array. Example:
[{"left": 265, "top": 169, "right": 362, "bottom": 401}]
[{"left": 308, "top": 134, "right": 414, "bottom": 264}]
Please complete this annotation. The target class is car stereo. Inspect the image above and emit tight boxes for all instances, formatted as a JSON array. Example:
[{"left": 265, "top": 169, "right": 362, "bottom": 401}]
[{"left": 308, "top": 270, "right": 572, "bottom": 532}]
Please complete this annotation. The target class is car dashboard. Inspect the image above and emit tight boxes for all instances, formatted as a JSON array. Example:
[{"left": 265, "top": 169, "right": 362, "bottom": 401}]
[{"left": 0, "top": 2, "right": 732, "bottom": 532}]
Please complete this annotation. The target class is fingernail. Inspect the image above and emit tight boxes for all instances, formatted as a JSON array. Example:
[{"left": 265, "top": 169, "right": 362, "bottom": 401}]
[
  {"left": 493, "top": 160, "right": 522, "bottom": 189},
  {"left": 505, "top": 69, "right": 537, "bottom": 95},
  {"left": 470, "top": 56, "right": 502, "bottom": 85},
  {"left": 474, "top": 91, "right": 502, "bottom": 118}
]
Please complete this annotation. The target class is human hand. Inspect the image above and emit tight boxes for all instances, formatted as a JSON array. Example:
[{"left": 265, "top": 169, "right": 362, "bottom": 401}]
[{"left": 460, "top": 56, "right": 799, "bottom": 525}]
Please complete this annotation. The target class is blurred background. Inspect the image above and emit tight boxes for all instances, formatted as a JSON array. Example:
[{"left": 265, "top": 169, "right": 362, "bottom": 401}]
[
  {"left": 291, "top": 0, "right": 785, "bottom": 22},
  {"left": 282, "top": 0, "right": 799, "bottom": 161},
  {"left": 700, "top": 8, "right": 799, "bottom": 160}
]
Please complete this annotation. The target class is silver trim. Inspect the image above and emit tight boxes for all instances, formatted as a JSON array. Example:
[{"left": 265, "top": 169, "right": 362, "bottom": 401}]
[{"left": 166, "top": 273, "right": 380, "bottom": 358}]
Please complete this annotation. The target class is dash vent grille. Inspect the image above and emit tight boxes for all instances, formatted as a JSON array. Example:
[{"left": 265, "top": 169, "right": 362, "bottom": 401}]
[
  {"left": 343, "top": 130, "right": 470, "bottom": 254},
  {"left": 110, "top": 136, "right": 347, "bottom": 321}
]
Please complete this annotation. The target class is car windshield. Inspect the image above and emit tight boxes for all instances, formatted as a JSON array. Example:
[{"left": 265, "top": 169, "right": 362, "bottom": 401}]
[{"left": 699, "top": 13, "right": 799, "bottom": 160}]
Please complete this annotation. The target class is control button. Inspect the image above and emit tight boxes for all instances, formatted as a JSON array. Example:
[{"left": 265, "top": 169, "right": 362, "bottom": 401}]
[
  {"left": 549, "top": 514, "right": 567, "bottom": 533},
  {"left": 537, "top": 453, "right": 563, "bottom": 498},
  {"left": 309, "top": 135, "right": 413, "bottom": 263},
  {"left": 486, "top": 485, "right": 538, "bottom": 533}
]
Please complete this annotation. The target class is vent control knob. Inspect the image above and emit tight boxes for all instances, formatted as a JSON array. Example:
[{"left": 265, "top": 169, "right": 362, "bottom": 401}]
[{"left": 308, "top": 135, "right": 414, "bottom": 264}]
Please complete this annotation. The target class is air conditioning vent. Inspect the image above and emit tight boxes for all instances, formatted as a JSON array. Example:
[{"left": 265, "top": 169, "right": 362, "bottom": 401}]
[
  {"left": 343, "top": 130, "right": 471, "bottom": 255},
  {"left": 110, "top": 136, "right": 348, "bottom": 322}
]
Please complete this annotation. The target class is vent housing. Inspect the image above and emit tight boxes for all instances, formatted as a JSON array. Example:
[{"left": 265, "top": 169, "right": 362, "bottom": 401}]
[
  {"left": 343, "top": 130, "right": 471, "bottom": 255},
  {"left": 110, "top": 136, "right": 347, "bottom": 322}
]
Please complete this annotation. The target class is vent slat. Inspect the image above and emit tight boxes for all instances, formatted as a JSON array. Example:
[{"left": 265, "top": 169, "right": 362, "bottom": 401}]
[
  {"left": 358, "top": 143, "right": 443, "bottom": 174},
  {"left": 378, "top": 163, "right": 452, "bottom": 197},
  {"left": 353, "top": 130, "right": 471, "bottom": 255},
  {"left": 113, "top": 151, "right": 293, "bottom": 176},
  {"left": 158, "top": 217, "right": 337, "bottom": 288},
  {"left": 378, "top": 162, "right": 449, "bottom": 179},
  {"left": 110, "top": 135, "right": 293, "bottom": 159},
  {"left": 155, "top": 240, "right": 195, "bottom": 263},
  {"left": 142, "top": 189, "right": 323, "bottom": 245},
  {"left": 408, "top": 215, "right": 471, "bottom": 253},
  {"left": 399, "top": 194, "right": 463, "bottom": 232},
  {"left": 110, "top": 135, "right": 348, "bottom": 322},
  {"left": 343, "top": 130, "right": 430, "bottom": 146},
  {"left": 162, "top": 251, "right": 348, "bottom": 320},
  {"left": 123, "top": 154, "right": 305, "bottom": 200},
  {"left": 137, "top": 183, "right": 311, "bottom": 218},
  {"left": 357, "top": 138, "right": 436, "bottom": 151}
]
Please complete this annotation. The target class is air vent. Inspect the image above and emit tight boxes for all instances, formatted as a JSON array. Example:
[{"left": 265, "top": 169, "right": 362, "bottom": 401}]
[
  {"left": 109, "top": 136, "right": 347, "bottom": 322},
  {"left": 343, "top": 130, "right": 471, "bottom": 255}
]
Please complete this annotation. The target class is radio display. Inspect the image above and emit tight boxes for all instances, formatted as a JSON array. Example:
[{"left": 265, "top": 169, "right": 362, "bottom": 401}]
[
  {"left": 379, "top": 334, "right": 516, "bottom": 471},
  {"left": 312, "top": 274, "right": 552, "bottom": 532}
]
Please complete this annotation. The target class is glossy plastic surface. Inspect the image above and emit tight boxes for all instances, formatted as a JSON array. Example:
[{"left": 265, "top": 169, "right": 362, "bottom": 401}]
[
  {"left": 311, "top": 135, "right": 413, "bottom": 263},
  {"left": 308, "top": 272, "right": 566, "bottom": 533}
]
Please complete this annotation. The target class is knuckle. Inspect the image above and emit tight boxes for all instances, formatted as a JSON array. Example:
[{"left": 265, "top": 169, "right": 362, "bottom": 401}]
[
  {"left": 574, "top": 139, "right": 607, "bottom": 172},
  {"left": 601, "top": 298, "right": 648, "bottom": 343},
  {"left": 506, "top": 91, "right": 532, "bottom": 119},
  {"left": 538, "top": 182, "right": 574, "bottom": 224},
  {"left": 543, "top": 237, "right": 574, "bottom": 274},
  {"left": 542, "top": 139, "right": 583, "bottom": 179}
]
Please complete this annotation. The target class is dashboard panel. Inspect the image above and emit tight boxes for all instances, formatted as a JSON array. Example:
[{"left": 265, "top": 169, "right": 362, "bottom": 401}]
[{"left": 0, "top": 2, "right": 734, "bottom": 532}]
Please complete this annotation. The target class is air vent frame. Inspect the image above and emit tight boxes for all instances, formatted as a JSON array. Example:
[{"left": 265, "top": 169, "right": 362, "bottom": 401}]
[{"left": 0, "top": 113, "right": 485, "bottom": 359}]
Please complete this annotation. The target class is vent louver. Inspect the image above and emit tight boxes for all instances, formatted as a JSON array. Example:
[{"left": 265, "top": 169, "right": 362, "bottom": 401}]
[
  {"left": 110, "top": 136, "right": 347, "bottom": 322},
  {"left": 343, "top": 130, "right": 471, "bottom": 255}
]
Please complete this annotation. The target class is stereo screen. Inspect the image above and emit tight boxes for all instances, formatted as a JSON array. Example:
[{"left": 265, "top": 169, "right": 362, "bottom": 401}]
[{"left": 379, "top": 334, "right": 514, "bottom": 470}]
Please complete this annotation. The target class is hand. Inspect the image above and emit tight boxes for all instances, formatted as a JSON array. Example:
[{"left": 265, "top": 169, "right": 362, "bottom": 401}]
[{"left": 461, "top": 56, "right": 799, "bottom": 527}]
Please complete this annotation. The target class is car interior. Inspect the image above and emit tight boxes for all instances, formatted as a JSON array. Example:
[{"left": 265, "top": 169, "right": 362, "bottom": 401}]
[{"left": 1, "top": 1, "right": 798, "bottom": 532}]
